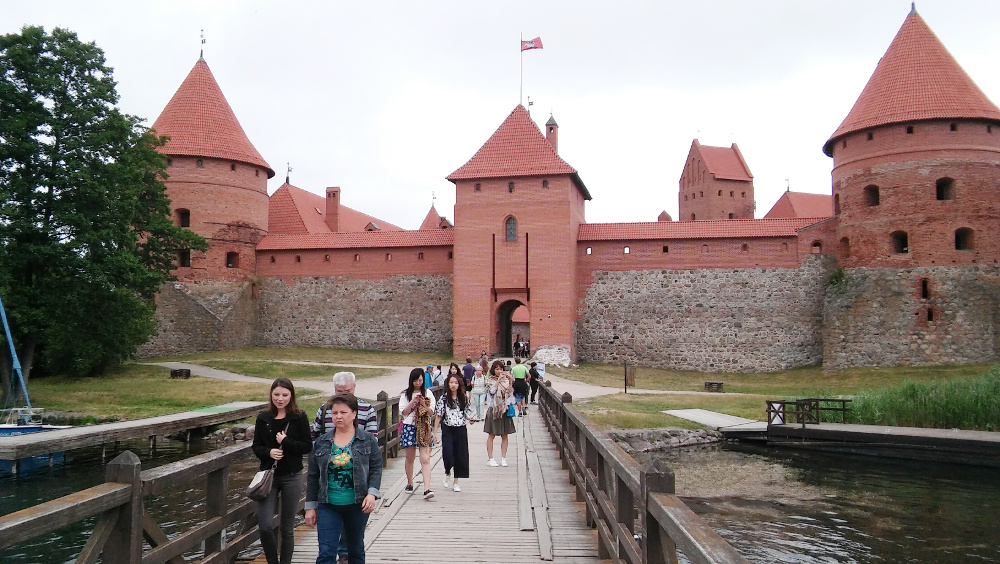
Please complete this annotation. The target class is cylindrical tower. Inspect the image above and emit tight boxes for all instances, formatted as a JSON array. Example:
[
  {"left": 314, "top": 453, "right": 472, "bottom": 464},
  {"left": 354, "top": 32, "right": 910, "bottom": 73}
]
[
  {"left": 151, "top": 58, "right": 274, "bottom": 282},
  {"left": 824, "top": 10, "right": 1000, "bottom": 268}
]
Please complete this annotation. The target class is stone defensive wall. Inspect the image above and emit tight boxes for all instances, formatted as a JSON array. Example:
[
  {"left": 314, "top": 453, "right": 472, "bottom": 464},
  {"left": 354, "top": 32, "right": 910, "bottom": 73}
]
[
  {"left": 575, "top": 255, "right": 836, "bottom": 372},
  {"left": 257, "top": 274, "right": 453, "bottom": 352},
  {"left": 822, "top": 265, "right": 1000, "bottom": 368},
  {"left": 137, "top": 280, "right": 259, "bottom": 357}
]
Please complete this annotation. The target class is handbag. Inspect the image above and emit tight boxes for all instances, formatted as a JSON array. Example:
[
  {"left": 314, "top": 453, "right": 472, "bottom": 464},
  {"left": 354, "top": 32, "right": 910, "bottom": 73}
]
[
  {"left": 246, "top": 462, "right": 276, "bottom": 501},
  {"left": 506, "top": 403, "right": 516, "bottom": 418}
]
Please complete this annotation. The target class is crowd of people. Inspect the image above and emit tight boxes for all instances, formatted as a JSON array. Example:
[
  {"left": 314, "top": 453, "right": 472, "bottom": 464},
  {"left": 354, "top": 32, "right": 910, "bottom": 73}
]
[{"left": 250, "top": 355, "right": 544, "bottom": 564}]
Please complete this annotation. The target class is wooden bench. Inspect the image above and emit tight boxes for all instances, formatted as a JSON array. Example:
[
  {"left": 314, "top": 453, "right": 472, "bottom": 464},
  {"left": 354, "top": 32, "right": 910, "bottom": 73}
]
[{"left": 704, "top": 381, "right": 724, "bottom": 392}]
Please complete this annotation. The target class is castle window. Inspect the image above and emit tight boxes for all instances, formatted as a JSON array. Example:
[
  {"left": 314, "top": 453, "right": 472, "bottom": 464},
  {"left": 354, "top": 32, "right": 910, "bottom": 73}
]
[
  {"left": 811, "top": 241, "right": 822, "bottom": 254},
  {"left": 508, "top": 181, "right": 515, "bottom": 193},
  {"left": 936, "top": 177, "right": 954, "bottom": 200},
  {"left": 623, "top": 246, "right": 630, "bottom": 254},
  {"left": 386, "top": 253, "right": 392, "bottom": 261},
  {"left": 840, "top": 237, "right": 850, "bottom": 258},
  {"left": 256, "top": 169, "right": 260, "bottom": 177},
  {"left": 662, "top": 246, "right": 669, "bottom": 253},
  {"left": 730, "top": 191, "right": 734, "bottom": 197},
  {"left": 950, "top": 122, "right": 958, "bottom": 132},
  {"left": 921, "top": 278, "right": 930, "bottom": 299},
  {"left": 354, "top": 254, "right": 360, "bottom": 262},
  {"left": 781, "top": 242, "right": 788, "bottom": 252},
  {"left": 448, "top": 251, "right": 453, "bottom": 259},
  {"left": 701, "top": 244, "right": 708, "bottom": 253},
  {"left": 505, "top": 217, "right": 517, "bottom": 241},
  {"left": 955, "top": 228, "right": 974, "bottom": 250},
  {"left": 475, "top": 183, "right": 481, "bottom": 191},
  {"left": 691, "top": 213, "right": 696, "bottom": 220},
  {"left": 729, "top": 213, "right": 734, "bottom": 219},
  {"left": 741, "top": 192, "right": 746, "bottom": 198},
  {"left": 230, "top": 163, "right": 236, "bottom": 171},
  {"left": 684, "top": 195, "right": 688, "bottom": 201},
  {"left": 741, "top": 243, "right": 748, "bottom": 252},
  {"left": 196, "top": 159, "right": 203, "bottom": 168},
  {"left": 906, "top": 125, "right": 914, "bottom": 134},
  {"left": 927, "top": 308, "right": 934, "bottom": 322},
  {"left": 586, "top": 247, "right": 592, "bottom": 255},
  {"left": 324, "top": 254, "right": 330, "bottom": 262},
  {"left": 226, "top": 252, "right": 240, "bottom": 268},
  {"left": 842, "top": 140, "right": 847, "bottom": 148},
  {"left": 418, "top": 252, "right": 424, "bottom": 260},
  {"left": 270, "top": 255, "right": 275, "bottom": 263},
  {"left": 834, "top": 194, "right": 840, "bottom": 215},
  {"left": 865, "top": 185, "right": 880, "bottom": 206},
  {"left": 718, "top": 190, "right": 722, "bottom": 196},
  {"left": 294, "top": 255, "right": 301, "bottom": 263},
  {"left": 891, "top": 231, "right": 908, "bottom": 254},
  {"left": 867, "top": 131, "right": 873, "bottom": 141},
  {"left": 542, "top": 180, "right": 549, "bottom": 188},
  {"left": 178, "top": 250, "right": 191, "bottom": 267},
  {"left": 167, "top": 158, "right": 172, "bottom": 167},
  {"left": 176, "top": 209, "right": 190, "bottom": 227},
  {"left": 699, "top": 191, "right": 704, "bottom": 197}
]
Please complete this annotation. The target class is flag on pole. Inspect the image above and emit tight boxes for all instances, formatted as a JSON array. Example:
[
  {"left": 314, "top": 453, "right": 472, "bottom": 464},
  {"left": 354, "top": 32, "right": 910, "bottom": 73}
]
[{"left": 521, "top": 37, "right": 543, "bottom": 51}]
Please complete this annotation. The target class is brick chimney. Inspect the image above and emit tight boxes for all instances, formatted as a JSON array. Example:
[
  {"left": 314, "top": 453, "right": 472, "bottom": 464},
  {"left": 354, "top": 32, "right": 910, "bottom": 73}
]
[
  {"left": 325, "top": 186, "right": 340, "bottom": 232},
  {"left": 545, "top": 114, "right": 559, "bottom": 153}
]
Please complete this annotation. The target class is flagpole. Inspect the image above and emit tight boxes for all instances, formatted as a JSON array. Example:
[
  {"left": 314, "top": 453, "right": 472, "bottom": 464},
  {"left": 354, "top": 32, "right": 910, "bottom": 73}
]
[{"left": 519, "top": 32, "right": 523, "bottom": 106}]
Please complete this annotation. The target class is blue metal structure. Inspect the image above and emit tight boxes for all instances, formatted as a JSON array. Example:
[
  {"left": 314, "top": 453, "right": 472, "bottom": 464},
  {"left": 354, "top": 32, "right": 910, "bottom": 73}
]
[{"left": 0, "top": 292, "right": 32, "bottom": 412}]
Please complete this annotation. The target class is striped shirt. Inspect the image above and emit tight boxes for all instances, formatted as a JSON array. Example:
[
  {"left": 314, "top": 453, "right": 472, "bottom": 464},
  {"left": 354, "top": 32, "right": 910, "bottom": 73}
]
[{"left": 311, "top": 399, "right": 378, "bottom": 440}]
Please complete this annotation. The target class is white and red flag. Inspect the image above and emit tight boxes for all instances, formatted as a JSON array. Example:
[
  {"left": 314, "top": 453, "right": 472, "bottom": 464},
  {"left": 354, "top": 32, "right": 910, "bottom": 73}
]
[{"left": 521, "top": 37, "right": 543, "bottom": 51}]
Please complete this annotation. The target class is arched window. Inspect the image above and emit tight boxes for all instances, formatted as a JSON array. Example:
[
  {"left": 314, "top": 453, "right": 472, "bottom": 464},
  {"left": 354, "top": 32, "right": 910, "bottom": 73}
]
[
  {"left": 921, "top": 278, "right": 930, "bottom": 299},
  {"left": 839, "top": 237, "right": 850, "bottom": 258},
  {"left": 865, "top": 185, "right": 880, "bottom": 206},
  {"left": 936, "top": 178, "right": 955, "bottom": 200},
  {"left": 718, "top": 190, "right": 722, "bottom": 196},
  {"left": 623, "top": 246, "right": 630, "bottom": 254},
  {"left": 691, "top": 213, "right": 696, "bottom": 220},
  {"left": 891, "top": 231, "right": 908, "bottom": 253},
  {"left": 176, "top": 208, "right": 190, "bottom": 228},
  {"left": 505, "top": 217, "right": 517, "bottom": 241},
  {"left": 811, "top": 241, "right": 822, "bottom": 254},
  {"left": 955, "top": 228, "right": 974, "bottom": 250}
]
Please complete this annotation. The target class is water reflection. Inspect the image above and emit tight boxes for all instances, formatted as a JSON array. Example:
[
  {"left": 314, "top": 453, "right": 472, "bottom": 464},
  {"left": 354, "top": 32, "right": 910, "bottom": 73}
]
[{"left": 640, "top": 443, "right": 1000, "bottom": 563}]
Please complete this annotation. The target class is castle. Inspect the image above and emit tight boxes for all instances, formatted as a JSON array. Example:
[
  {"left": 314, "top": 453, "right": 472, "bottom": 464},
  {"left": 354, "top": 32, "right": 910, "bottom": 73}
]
[{"left": 139, "top": 8, "right": 1000, "bottom": 371}]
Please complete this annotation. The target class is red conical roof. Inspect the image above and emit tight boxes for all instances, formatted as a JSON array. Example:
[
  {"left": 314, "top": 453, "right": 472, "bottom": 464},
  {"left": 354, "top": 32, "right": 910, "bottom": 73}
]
[
  {"left": 419, "top": 205, "right": 443, "bottom": 230},
  {"left": 448, "top": 105, "right": 589, "bottom": 198},
  {"left": 152, "top": 59, "right": 274, "bottom": 177},
  {"left": 824, "top": 10, "right": 1000, "bottom": 156}
]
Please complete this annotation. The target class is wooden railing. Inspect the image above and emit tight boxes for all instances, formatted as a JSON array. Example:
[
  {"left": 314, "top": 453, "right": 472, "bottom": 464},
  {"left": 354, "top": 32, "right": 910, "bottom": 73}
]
[
  {"left": 537, "top": 381, "right": 750, "bottom": 564},
  {"left": 766, "top": 398, "right": 851, "bottom": 428},
  {"left": 0, "top": 390, "right": 409, "bottom": 563}
]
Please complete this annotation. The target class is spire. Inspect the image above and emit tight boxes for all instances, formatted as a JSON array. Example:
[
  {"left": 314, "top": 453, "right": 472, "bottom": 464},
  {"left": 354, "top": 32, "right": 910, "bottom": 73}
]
[
  {"left": 824, "top": 9, "right": 1000, "bottom": 155},
  {"left": 151, "top": 59, "right": 275, "bottom": 177},
  {"left": 910, "top": 2, "right": 917, "bottom": 15},
  {"left": 199, "top": 29, "right": 205, "bottom": 61}
]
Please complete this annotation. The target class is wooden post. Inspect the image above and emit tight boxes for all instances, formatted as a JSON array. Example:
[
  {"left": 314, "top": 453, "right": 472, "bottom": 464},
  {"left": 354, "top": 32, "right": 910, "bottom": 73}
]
[
  {"left": 560, "top": 392, "right": 572, "bottom": 470},
  {"left": 205, "top": 466, "right": 228, "bottom": 555},
  {"left": 377, "top": 391, "right": 389, "bottom": 463},
  {"left": 641, "top": 459, "right": 677, "bottom": 564},
  {"left": 103, "top": 451, "right": 142, "bottom": 564},
  {"left": 390, "top": 394, "right": 400, "bottom": 459}
]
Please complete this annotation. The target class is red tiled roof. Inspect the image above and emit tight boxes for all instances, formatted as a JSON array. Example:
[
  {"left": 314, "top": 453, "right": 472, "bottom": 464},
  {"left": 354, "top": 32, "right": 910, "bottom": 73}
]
[
  {"left": 267, "top": 183, "right": 403, "bottom": 235},
  {"left": 578, "top": 218, "right": 824, "bottom": 241},
  {"left": 257, "top": 230, "right": 454, "bottom": 251},
  {"left": 447, "top": 105, "right": 591, "bottom": 199},
  {"left": 698, "top": 142, "right": 753, "bottom": 181},
  {"left": 152, "top": 59, "right": 274, "bottom": 177},
  {"left": 763, "top": 191, "right": 834, "bottom": 220},
  {"left": 824, "top": 10, "right": 1000, "bottom": 155},
  {"left": 419, "top": 206, "right": 443, "bottom": 230}
]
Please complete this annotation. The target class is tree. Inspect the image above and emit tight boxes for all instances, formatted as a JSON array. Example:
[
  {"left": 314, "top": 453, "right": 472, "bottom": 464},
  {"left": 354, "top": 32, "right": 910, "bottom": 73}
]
[{"left": 0, "top": 26, "right": 206, "bottom": 400}]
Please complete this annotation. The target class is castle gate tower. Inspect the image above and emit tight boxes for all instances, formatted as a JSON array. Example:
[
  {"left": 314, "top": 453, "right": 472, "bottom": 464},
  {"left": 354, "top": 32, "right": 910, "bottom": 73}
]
[
  {"left": 151, "top": 58, "right": 275, "bottom": 282},
  {"left": 678, "top": 140, "right": 754, "bottom": 221},
  {"left": 448, "top": 106, "right": 590, "bottom": 358}
]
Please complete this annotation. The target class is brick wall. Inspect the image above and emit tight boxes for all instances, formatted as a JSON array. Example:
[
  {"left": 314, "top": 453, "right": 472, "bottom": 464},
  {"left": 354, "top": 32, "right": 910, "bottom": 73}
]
[
  {"left": 822, "top": 265, "right": 1000, "bottom": 368},
  {"left": 137, "top": 280, "right": 259, "bottom": 357},
  {"left": 257, "top": 274, "right": 453, "bottom": 352},
  {"left": 576, "top": 255, "right": 835, "bottom": 372}
]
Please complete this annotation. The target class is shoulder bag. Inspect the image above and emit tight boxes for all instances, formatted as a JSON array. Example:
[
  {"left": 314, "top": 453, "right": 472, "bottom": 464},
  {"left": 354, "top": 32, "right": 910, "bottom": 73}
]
[{"left": 246, "top": 420, "right": 288, "bottom": 501}]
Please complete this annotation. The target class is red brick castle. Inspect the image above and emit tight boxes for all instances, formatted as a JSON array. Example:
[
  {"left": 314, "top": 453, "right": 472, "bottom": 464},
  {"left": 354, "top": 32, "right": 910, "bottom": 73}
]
[{"left": 140, "top": 8, "right": 1000, "bottom": 371}]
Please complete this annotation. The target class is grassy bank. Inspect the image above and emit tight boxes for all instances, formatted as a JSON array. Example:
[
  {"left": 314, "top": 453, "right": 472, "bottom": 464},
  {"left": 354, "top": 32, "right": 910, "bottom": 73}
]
[
  {"left": 197, "top": 360, "right": 388, "bottom": 381},
  {"left": 847, "top": 364, "right": 1000, "bottom": 431},
  {"left": 152, "top": 346, "right": 454, "bottom": 368}
]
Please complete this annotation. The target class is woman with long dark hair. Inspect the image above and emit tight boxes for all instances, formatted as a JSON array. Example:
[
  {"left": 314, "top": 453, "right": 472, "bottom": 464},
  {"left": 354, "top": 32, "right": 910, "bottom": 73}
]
[
  {"left": 400, "top": 367, "right": 436, "bottom": 499},
  {"left": 434, "top": 372, "right": 470, "bottom": 491},
  {"left": 251, "top": 378, "right": 312, "bottom": 564},
  {"left": 483, "top": 360, "right": 515, "bottom": 467}
]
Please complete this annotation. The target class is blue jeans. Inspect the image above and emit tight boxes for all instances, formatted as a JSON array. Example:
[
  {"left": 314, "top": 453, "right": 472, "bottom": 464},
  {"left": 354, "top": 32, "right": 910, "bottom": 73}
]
[{"left": 316, "top": 502, "right": 369, "bottom": 564}]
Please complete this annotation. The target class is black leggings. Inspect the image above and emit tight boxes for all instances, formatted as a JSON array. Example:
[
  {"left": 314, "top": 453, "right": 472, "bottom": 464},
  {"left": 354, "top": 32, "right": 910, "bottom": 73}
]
[
  {"left": 529, "top": 378, "right": 539, "bottom": 402},
  {"left": 441, "top": 424, "right": 469, "bottom": 479}
]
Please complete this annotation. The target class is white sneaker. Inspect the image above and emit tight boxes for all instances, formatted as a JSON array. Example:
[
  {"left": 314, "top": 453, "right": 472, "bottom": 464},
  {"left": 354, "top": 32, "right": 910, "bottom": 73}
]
[
  {"left": 443, "top": 474, "right": 451, "bottom": 488},
  {"left": 500, "top": 458, "right": 508, "bottom": 467},
  {"left": 487, "top": 458, "right": 499, "bottom": 467},
  {"left": 453, "top": 484, "right": 461, "bottom": 492}
]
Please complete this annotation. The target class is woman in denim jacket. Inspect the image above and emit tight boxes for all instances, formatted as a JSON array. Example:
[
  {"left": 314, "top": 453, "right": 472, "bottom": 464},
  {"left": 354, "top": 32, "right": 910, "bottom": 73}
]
[{"left": 305, "top": 393, "right": 382, "bottom": 564}]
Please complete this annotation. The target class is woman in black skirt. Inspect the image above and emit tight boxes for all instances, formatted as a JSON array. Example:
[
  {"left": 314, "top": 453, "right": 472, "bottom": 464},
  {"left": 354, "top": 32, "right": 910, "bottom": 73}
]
[{"left": 434, "top": 372, "right": 470, "bottom": 491}]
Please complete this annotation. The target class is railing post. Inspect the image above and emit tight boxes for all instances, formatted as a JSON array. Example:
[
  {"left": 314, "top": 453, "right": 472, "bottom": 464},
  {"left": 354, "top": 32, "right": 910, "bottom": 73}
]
[
  {"left": 560, "top": 392, "right": 572, "bottom": 470},
  {"left": 641, "top": 459, "right": 677, "bottom": 564},
  {"left": 103, "top": 451, "right": 143, "bottom": 564},
  {"left": 205, "top": 466, "right": 228, "bottom": 555},
  {"left": 377, "top": 391, "right": 389, "bottom": 463},
  {"left": 390, "top": 393, "right": 400, "bottom": 459}
]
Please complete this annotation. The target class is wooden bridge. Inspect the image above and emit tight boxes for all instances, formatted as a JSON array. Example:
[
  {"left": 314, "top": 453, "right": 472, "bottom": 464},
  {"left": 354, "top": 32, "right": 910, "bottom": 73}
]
[{"left": 0, "top": 382, "right": 748, "bottom": 564}]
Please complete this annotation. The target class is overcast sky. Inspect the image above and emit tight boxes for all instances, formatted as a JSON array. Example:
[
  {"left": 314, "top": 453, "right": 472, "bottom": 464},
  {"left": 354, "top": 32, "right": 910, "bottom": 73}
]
[{"left": 5, "top": 1, "right": 1000, "bottom": 229}]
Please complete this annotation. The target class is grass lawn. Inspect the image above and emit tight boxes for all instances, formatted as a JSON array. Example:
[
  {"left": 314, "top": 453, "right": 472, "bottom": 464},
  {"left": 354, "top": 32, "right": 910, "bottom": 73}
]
[
  {"left": 151, "top": 346, "right": 455, "bottom": 368},
  {"left": 197, "top": 360, "right": 388, "bottom": 381}
]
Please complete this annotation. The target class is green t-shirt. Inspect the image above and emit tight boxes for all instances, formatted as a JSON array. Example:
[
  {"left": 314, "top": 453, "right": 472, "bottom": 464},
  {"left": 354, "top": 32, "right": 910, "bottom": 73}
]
[
  {"left": 511, "top": 363, "right": 529, "bottom": 380},
  {"left": 326, "top": 443, "right": 355, "bottom": 505}
]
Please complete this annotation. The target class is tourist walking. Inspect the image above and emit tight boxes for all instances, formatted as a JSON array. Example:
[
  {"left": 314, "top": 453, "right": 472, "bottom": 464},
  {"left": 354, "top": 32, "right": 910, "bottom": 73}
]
[
  {"left": 461, "top": 357, "right": 475, "bottom": 400},
  {"left": 528, "top": 362, "right": 542, "bottom": 405},
  {"left": 305, "top": 393, "right": 382, "bottom": 564},
  {"left": 470, "top": 365, "right": 488, "bottom": 421},
  {"left": 400, "top": 367, "right": 436, "bottom": 499},
  {"left": 435, "top": 373, "right": 470, "bottom": 492},
  {"left": 483, "top": 360, "right": 515, "bottom": 467},
  {"left": 312, "top": 371, "right": 378, "bottom": 440},
  {"left": 510, "top": 357, "right": 529, "bottom": 416},
  {"left": 252, "top": 378, "right": 312, "bottom": 564}
]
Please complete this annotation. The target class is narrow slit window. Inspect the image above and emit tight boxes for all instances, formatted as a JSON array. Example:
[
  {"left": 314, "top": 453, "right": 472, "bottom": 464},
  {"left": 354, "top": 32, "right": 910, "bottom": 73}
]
[
  {"left": 921, "top": 279, "right": 929, "bottom": 299},
  {"left": 505, "top": 217, "right": 517, "bottom": 241}
]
